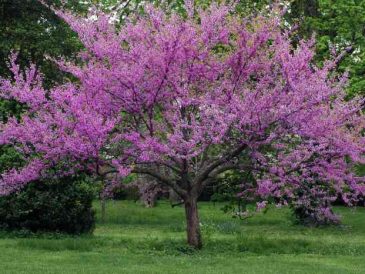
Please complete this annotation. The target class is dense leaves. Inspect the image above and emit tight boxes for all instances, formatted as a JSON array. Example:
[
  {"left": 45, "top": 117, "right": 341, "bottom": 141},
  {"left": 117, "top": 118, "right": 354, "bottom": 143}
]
[
  {"left": 0, "top": 0, "right": 84, "bottom": 87},
  {"left": 0, "top": 175, "right": 96, "bottom": 234},
  {"left": 289, "top": 0, "right": 365, "bottom": 97}
]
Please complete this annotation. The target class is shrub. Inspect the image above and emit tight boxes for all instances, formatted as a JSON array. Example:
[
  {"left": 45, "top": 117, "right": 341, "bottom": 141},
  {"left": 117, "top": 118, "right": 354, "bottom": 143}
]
[
  {"left": 0, "top": 175, "right": 96, "bottom": 234},
  {"left": 291, "top": 181, "right": 340, "bottom": 226}
]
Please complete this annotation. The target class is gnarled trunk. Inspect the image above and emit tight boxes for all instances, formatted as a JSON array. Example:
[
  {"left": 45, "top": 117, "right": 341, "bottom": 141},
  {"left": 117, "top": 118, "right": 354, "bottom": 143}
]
[{"left": 184, "top": 195, "right": 202, "bottom": 249}]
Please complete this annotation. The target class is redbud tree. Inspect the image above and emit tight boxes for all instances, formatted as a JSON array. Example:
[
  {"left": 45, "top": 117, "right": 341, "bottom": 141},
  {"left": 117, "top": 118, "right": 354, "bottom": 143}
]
[{"left": 1, "top": 2, "right": 364, "bottom": 248}]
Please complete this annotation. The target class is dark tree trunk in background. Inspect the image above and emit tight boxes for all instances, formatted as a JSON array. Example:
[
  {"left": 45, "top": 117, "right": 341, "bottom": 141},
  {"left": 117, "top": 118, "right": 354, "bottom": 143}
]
[
  {"left": 169, "top": 188, "right": 182, "bottom": 205},
  {"left": 100, "top": 198, "right": 106, "bottom": 223},
  {"left": 291, "top": 0, "right": 319, "bottom": 17},
  {"left": 143, "top": 193, "right": 157, "bottom": 208},
  {"left": 184, "top": 195, "right": 202, "bottom": 249}
]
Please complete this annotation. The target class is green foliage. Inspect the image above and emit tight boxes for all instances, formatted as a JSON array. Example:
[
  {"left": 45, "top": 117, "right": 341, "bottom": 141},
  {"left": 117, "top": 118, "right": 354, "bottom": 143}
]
[
  {"left": 355, "top": 164, "right": 365, "bottom": 177},
  {"left": 0, "top": 175, "right": 96, "bottom": 234},
  {"left": 211, "top": 170, "right": 257, "bottom": 217},
  {"left": 112, "top": 184, "right": 140, "bottom": 200},
  {"left": 0, "top": 2, "right": 95, "bottom": 235},
  {"left": 0, "top": 145, "right": 23, "bottom": 172},
  {"left": 289, "top": 0, "right": 365, "bottom": 97},
  {"left": 0, "top": 0, "right": 85, "bottom": 202},
  {"left": 0, "top": 0, "right": 85, "bottom": 86}
]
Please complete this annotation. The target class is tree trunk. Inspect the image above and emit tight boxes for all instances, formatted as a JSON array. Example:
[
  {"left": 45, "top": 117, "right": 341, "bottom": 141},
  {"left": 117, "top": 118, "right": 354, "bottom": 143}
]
[
  {"left": 184, "top": 196, "right": 202, "bottom": 249},
  {"left": 101, "top": 198, "right": 106, "bottom": 223},
  {"left": 169, "top": 188, "right": 182, "bottom": 205},
  {"left": 143, "top": 193, "right": 157, "bottom": 208}
]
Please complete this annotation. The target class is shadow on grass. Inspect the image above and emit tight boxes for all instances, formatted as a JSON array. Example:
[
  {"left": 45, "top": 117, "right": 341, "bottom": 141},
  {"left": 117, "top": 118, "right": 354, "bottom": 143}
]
[{"left": 1, "top": 229, "right": 364, "bottom": 257}]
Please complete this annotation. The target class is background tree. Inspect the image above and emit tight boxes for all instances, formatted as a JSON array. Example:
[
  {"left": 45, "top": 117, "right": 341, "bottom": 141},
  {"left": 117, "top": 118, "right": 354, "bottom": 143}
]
[
  {"left": 0, "top": 0, "right": 86, "bottom": 172},
  {"left": 0, "top": 0, "right": 90, "bottom": 233},
  {"left": 0, "top": 0, "right": 85, "bottom": 86},
  {"left": 289, "top": 0, "right": 365, "bottom": 97}
]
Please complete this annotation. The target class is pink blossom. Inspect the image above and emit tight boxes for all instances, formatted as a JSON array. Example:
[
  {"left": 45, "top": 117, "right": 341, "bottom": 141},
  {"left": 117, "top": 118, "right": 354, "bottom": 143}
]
[
  {"left": 256, "top": 201, "right": 268, "bottom": 212},
  {"left": 0, "top": 2, "right": 363, "bottom": 212}
]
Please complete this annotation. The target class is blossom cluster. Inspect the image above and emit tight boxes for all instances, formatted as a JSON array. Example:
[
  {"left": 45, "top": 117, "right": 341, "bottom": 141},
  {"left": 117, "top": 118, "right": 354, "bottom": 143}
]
[{"left": 0, "top": 2, "right": 363, "bottom": 213}]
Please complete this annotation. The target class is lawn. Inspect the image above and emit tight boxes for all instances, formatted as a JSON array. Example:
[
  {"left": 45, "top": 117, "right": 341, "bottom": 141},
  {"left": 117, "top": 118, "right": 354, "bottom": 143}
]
[{"left": 1, "top": 201, "right": 365, "bottom": 274}]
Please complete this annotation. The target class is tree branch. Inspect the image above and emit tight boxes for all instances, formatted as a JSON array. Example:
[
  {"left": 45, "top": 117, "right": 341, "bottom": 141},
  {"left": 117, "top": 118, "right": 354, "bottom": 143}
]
[
  {"left": 194, "top": 143, "right": 248, "bottom": 186},
  {"left": 132, "top": 166, "right": 187, "bottom": 197}
]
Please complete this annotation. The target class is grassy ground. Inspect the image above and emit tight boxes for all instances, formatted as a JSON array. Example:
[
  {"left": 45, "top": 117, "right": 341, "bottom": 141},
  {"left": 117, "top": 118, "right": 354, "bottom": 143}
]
[{"left": 1, "top": 201, "right": 365, "bottom": 274}]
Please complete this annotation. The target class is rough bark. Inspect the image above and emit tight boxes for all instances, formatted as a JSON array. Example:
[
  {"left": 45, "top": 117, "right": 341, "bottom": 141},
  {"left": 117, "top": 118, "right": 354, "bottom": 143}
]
[{"left": 184, "top": 195, "right": 202, "bottom": 249}]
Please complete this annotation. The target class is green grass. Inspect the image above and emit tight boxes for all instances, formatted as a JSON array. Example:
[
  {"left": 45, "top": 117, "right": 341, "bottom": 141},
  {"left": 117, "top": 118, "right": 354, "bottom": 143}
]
[{"left": 1, "top": 201, "right": 365, "bottom": 273}]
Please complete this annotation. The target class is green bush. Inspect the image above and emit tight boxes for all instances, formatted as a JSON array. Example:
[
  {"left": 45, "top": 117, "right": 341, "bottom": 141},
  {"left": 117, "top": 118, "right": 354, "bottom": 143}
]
[{"left": 0, "top": 175, "right": 96, "bottom": 234}]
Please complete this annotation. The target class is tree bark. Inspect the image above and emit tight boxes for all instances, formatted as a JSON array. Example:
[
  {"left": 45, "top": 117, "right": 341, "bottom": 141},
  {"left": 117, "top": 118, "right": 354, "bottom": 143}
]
[
  {"left": 169, "top": 188, "right": 182, "bottom": 205},
  {"left": 184, "top": 195, "right": 202, "bottom": 249},
  {"left": 143, "top": 193, "right": 157, "bottom": 208},
  {"left": 101, "top": 198, "right": 106, "bottom": 223}
]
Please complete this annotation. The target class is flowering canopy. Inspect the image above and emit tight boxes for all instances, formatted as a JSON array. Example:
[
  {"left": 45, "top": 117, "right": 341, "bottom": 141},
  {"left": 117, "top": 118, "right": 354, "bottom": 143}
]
[{"left": 0, "top": 2, "right": 364, "bottom": 209}]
